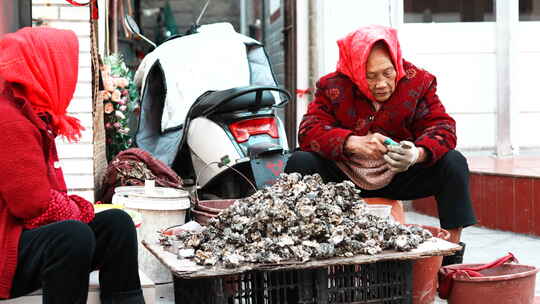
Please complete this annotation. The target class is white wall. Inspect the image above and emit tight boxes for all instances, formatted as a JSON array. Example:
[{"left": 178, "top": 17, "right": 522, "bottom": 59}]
[
  {"left": 316, "top": 0, "right": 394, "bottom": 75},
  {"left": 33, "top": 0, "right": 95, "bottom": 201},
  {"left": 399, "top": 23, "right": 497, "bottom": 150},
  {"left": 516, "top": 22, "right": 540, "bottom": 149}
]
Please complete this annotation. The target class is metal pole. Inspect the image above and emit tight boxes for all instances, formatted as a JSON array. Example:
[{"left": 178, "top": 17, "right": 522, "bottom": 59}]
[
  {"left": 296, "top": 0, "right": 309, "bottom": 143},
  {"left": 240, "top": 0, "right": 247, "bottom": 35}
]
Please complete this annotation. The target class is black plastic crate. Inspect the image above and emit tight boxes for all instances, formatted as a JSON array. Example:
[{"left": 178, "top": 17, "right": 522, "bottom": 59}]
[
  {"left": 324, "top": 261, "right": 412, "bottom": 303},
  {"left": 173, "top": 260, "right": 412, "bottom": 304}
]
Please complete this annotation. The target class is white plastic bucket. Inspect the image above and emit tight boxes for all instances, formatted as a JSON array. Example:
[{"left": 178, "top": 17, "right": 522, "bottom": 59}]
[
  {"left": 113, "top": 185, "right": 190, "bottom": 284},
  {"left": 365, "top": 204, "right": 392, "bottom": 219}
]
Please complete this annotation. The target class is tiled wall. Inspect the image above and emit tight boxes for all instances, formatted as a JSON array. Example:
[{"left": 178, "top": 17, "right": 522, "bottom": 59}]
[
  {"left": 32, "top": 0, "right": 94, "bottom": 201},
  {"left": 412, "top": 173, "right": 540, "bottom": 236}
]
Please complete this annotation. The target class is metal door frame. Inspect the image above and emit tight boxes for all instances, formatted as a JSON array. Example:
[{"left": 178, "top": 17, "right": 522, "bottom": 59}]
[{"left": 283, "top": 0, "right": 297, "bottom": 149}]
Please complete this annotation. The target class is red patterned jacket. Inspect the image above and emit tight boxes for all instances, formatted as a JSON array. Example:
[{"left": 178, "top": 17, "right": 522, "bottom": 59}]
[{"left": 298, "top": 60, "right": 456, "bottom": 167}]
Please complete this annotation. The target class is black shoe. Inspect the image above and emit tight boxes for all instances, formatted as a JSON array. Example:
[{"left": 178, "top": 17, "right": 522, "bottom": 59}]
[{"left": 442, "top": 242, "right": 466, "bottom": 266}]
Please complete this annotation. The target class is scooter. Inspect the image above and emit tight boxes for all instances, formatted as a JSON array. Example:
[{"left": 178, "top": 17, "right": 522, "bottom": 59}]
[{"left": 124, "top": 8, "right": 291, "bottom": 200}]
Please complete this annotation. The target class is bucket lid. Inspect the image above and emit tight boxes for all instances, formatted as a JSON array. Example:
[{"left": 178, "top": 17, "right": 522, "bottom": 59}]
[
  {"left": 114, "top": 186, "right": 189, "bottom": 199},
  {"left": 123, "top": 198, "right": 190, "bottom": 210}
]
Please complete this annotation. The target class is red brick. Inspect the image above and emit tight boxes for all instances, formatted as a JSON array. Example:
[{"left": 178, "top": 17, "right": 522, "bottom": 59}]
[
  {"left": 427, "top": 197, "right": 438, "bottom": 217},
  {"left": 426, "top": 197, "right": 438, "bottom": 217},
  {"left": 514, "top": 178, "right": 533, "bottom": 234},
  {"left": 534, "top": 179, "right": 540, "bottom": 236},
  {"left": 412, "top": 198, "right": 424, "bottom": 214},
  {"left": 412, "top": 199, "right": 423, "bottom": 213},
  {"left": 484, "top": 176, "right": 498, "bottom": 229},
  {"left": 496, "top": 176, "right": 514, "bottom": 232},
  {"left": 413, "top": 197, "right": 437, "bottom": 217},
  {"left": 470, "top": 174, "right": 484, "bottom": 225},
  {"left": 477, "top": 174, "right": 488, "bottom": 226}
]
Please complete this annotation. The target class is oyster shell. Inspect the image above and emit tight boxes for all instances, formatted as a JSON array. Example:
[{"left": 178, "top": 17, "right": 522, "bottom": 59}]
[{"left": 166, "top": 173, "right": 432, "bottom": 267}]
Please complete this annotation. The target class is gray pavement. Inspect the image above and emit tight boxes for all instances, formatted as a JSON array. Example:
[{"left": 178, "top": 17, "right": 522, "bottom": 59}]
[{"left": 155, "top": 210, "right": 540, "bottom": 303}]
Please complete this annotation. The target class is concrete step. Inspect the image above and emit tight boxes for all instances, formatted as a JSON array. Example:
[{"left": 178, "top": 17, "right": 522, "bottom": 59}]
[{"left": 2, "top": 270, "right": 155, "bottom": 304}]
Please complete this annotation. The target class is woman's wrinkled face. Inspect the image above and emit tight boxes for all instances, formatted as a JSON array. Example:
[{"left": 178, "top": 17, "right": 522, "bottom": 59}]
[{"left": 365, "top": 46, "right": 397, "bottom": 102}]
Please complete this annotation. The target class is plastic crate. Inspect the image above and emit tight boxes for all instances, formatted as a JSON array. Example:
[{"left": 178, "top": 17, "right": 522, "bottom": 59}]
[
  {"left": 173, "top": 260, "right": 412, "bottom": 304},
  {"left": 325, "top": 261, "right": 413, "bottom": 303}
]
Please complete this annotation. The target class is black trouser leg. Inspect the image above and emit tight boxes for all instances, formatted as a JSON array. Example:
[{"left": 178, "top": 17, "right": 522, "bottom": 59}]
[
  {"left": 89, "top": 209, "right": 144, "bottom": 304},
  {"left": 285, "top": 150, "right": 477, "bottom": 230},
  {"left": 10, "top": 220, "right": 95, "bottom": 303},
  {"left": 285, "top": 151, "right": 348, "bottom": 183},
  {"left": 10, "top": 209, "right": 144, "bottom": 304}
]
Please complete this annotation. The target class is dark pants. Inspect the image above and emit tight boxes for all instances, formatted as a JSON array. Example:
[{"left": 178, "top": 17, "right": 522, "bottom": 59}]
[
  {"left": 10, "top": 209, "right": 145, "bottom": 304},
  {"left": 285, "top": 150, "right": 477, "bottom": 229}
]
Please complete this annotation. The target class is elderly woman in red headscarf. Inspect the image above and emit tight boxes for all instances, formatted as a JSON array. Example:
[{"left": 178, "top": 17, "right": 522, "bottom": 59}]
[
  {"left": 0, "top": 28, "right": 145, "bottom": 303},
  {"left": 285, "top": 25, "right": 477, "bottom": 265}
]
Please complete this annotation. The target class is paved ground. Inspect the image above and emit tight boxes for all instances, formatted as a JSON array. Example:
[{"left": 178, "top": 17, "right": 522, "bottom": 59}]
[{"left": 154, "top": 210, "right": 540, "bottom": 303}]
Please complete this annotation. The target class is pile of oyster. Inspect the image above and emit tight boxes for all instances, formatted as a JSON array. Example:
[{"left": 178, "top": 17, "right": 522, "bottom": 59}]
[{"left": 160, "top": 173, "right": 432, "bottom": 268}]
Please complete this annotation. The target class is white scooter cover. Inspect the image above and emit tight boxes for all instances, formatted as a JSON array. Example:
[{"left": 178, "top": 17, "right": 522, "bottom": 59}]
[
  {"left": 135, "top": 23, "right": 251, "bottom": 133},
  {"left": 134, "top": 22, "right": 281, "bottom": 167}
]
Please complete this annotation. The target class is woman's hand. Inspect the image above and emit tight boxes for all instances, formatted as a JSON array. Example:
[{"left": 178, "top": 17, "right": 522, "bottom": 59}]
[
  {"left": 344, "top": 133, "right": 388, "bottom": 160},
  {"left": 383, "top": 141, "right": 420, "bottom": 172}
]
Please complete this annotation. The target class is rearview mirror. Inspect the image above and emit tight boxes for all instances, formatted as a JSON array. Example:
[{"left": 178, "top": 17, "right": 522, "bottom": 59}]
[
  {"left": 124, "top": 15, "right": 157, "bottom": 49},
  {"left": 125, "top": 15, "right": 141, "bottom": 35}
]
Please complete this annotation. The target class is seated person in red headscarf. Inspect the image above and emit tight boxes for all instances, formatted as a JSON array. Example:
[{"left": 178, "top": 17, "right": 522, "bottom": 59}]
[
  {"left": 0, "top": 28, "right": 145, "bottom": 303},
  {"left": 285, "top": 25, "right": 477, "bottom": 265}
]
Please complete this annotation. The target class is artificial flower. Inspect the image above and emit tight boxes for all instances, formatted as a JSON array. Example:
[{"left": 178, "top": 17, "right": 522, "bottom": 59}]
[
  {"left": 111, "top": 89, "right": 122, "bottom": 102},
  {"left": 115, "top": 77, "right": 130, "bottom": 88},
  {"left": 118, "top": 128, "right": 130, "bottom": 135},
  {"left": 115, "top": 110, "right": 126, "bottom": 120},
  {"left": 104, "top": 102, "right": 114, "bottom": 114},
  {"left": 104, "top": 77, "right": 115, "bottom": 92}
]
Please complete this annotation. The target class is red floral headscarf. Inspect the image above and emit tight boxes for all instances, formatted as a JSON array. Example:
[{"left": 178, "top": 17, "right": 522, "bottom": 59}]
[
  {"left": 336, "top": 25, "right": 406, "bottom": 102},
  {"left": 0, "top": 27, "right": 84, "bottom": 142}
]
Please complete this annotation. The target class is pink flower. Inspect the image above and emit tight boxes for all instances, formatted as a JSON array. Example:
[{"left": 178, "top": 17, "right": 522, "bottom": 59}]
[
  {"left": 119, "top": 105, "right": 127, "bottom": 111},
  {"left": 105, "top": 122, "right": 113, "bottom": 129},
  {"left": 115, "top": 111, "right": 126, "bottom": 120},
  {"left": 104, "top": 77, "right": 115, "bottom": 92},
  {"left": 118, "top": 128, "right": 130, "bottom": 135},
  {"left": 111, "top": 89, "right": 122, "bottom": 102},
  {"left": 113, "top": 122, "right": 121, "bottom": 129},
  {"left": 100, "top": 90, "right": 111, "bottom": 101},
  {"left": 104, "top": 102, "right": 114, "bottom": 114},
  {"left": 115, "top": 77, "right": 130, "bottom": 88}
]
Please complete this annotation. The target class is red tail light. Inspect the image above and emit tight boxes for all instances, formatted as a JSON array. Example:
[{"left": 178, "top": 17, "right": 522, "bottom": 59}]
[{"left": 229, "top": 117, "right": 279, "bottom": 143}]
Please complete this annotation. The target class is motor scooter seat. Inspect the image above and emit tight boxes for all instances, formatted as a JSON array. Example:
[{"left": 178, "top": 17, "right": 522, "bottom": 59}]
[{"left": 189, "top": 86, "right": 280, "bottom": 119}]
